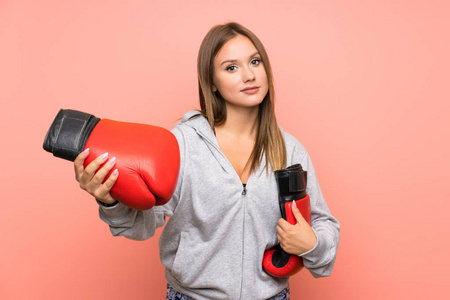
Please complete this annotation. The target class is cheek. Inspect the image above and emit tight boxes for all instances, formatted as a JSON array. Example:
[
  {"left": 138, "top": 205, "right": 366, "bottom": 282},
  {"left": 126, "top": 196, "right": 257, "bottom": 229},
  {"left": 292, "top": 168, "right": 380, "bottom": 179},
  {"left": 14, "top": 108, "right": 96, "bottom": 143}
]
[
  {"left": 215, "top": 75, "right": 238, "bottom": 95},
  {"left": 259, "top": 69, "right": 268, "bottom": 84},
  {"left": 259, "top": 69, "right": 269, "bottom": 92}
]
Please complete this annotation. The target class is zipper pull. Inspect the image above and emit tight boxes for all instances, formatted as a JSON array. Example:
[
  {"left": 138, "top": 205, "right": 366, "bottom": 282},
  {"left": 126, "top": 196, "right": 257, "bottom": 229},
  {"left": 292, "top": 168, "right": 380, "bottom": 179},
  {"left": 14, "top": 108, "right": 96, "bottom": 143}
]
[{"left": 242, "top": 184, "right": 247, "bottom": 195}]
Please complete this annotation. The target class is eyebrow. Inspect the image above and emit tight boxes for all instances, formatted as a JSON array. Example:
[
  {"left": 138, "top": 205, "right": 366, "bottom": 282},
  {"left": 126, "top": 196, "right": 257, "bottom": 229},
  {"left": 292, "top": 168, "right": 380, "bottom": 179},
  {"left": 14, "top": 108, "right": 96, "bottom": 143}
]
[{"left": 219, "top": 51, "right": 260, "bottom": 67}]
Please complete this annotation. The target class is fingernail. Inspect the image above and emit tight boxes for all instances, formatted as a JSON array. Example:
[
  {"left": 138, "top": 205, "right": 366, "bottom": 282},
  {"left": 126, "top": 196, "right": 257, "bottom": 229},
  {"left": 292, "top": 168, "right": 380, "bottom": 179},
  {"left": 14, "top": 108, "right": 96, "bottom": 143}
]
[
  {"left": 292, "top": 200, "right": 297, "bottom": 209},
  {"left": 83, "top": 148, "right": 90, "bottom": 154},
  {"left": 101, "top": 152, "right": 109, "bottom": 160},
  {"left": 109, "top": 157, "right": 116, "bottom": 165},
  {"left": 112, "top": 169, "right": 118, "bottom": 175}
]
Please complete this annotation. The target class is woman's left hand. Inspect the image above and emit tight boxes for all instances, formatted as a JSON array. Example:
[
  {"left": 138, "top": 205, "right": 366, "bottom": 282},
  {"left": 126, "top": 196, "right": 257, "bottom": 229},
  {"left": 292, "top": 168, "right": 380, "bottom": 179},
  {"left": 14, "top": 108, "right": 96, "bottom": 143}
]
[{"left": 276, "top": 201, "right": 317, "bottom": 255}]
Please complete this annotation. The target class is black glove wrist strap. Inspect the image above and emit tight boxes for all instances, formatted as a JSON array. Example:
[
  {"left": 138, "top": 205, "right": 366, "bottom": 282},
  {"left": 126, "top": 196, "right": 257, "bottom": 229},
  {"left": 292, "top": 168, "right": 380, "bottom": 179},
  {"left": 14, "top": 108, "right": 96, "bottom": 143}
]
[{"left": 43, "top": 109, "right": 100, "bottom": 161}]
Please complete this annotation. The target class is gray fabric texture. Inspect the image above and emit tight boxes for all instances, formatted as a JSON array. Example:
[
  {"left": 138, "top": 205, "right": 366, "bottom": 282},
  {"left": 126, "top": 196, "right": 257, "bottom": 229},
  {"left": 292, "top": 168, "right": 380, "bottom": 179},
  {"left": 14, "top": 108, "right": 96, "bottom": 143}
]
[{"left": 99, "top": 111, "right": 340, "bottom": 300}]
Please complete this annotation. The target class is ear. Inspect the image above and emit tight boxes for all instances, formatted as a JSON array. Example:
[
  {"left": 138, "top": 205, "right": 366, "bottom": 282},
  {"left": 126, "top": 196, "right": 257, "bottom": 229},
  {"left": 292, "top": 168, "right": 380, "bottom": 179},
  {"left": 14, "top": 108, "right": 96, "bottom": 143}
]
[{"left": 212, "top": 84, "right": 217, "bottom": 92}]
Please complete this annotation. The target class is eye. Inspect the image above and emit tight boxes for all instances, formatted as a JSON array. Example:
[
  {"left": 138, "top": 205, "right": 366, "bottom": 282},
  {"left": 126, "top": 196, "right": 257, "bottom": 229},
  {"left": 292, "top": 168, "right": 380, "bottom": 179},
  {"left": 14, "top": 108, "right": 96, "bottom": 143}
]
[
  {"left": 225, "top": 65, "right": 238, "bottom": 72},
  {"left": 251, "top": 58, "right": 261, "bottom": 66}
]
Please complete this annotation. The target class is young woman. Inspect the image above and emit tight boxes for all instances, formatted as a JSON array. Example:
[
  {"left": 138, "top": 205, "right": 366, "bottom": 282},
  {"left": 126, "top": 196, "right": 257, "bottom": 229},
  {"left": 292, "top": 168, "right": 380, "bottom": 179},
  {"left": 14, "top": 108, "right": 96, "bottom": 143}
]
[{"left": 74, "top": 22, "right": 340, "bottom": 300}]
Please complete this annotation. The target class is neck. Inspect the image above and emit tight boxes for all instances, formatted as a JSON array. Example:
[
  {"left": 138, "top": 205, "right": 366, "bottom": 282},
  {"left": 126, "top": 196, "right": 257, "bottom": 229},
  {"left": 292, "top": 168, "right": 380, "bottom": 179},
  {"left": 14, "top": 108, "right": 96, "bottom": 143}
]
[{"left": 216, "top": 105, "right": 259, "bottom": 138}]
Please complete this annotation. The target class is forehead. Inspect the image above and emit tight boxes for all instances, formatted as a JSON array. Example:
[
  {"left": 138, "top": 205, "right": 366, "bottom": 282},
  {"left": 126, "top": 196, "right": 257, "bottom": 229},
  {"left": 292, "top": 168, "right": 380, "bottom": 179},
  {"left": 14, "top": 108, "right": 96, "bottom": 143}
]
[{"left": 214, "top": 35, "right": 258, "bottom": 63}]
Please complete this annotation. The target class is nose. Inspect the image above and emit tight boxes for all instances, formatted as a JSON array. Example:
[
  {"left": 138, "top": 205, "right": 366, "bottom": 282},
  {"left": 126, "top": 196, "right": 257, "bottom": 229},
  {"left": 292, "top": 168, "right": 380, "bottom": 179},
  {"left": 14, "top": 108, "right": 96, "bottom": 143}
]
[{"left": 242, "top": 66, "right": 255, "bottom": 82}]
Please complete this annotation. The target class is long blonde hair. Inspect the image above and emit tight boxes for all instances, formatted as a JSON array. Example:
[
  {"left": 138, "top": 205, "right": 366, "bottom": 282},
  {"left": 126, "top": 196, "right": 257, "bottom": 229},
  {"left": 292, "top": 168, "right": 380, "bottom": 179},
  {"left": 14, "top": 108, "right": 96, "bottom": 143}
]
[{"left": 197, "top": 22, "right": 286, "bottom": 173}]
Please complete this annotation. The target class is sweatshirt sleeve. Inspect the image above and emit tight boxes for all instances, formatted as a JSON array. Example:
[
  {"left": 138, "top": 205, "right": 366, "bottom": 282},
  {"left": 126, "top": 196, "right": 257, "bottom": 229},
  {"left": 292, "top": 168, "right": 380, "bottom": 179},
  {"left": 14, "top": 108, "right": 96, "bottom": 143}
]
[
  {"left": 97, "top": 125, "right": 186, "bottom": 241},
  {"left": 293, "top": 144, "right": 340, "bottom": 278}
]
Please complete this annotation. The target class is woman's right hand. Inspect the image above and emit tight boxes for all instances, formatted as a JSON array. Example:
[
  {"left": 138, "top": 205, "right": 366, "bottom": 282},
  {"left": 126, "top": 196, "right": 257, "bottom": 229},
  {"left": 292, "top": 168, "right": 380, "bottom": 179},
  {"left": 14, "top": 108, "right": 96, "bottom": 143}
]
[{"left": 74, "top": 148, "right": 119, "bottom": 205}]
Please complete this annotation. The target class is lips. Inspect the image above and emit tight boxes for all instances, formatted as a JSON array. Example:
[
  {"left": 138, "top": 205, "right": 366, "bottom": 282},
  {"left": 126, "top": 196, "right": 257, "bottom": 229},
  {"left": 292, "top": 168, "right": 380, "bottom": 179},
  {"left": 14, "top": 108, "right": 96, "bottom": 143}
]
[{"left": 241, "top": 86, "right": 260, "bottom": 94}]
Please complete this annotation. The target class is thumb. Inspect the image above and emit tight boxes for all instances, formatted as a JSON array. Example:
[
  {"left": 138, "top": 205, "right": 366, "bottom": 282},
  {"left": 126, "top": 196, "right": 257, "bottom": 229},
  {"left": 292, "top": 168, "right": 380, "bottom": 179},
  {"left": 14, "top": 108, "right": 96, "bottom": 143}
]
[{"left": 292, "top": 200, "right": 307, "bottom": 224}]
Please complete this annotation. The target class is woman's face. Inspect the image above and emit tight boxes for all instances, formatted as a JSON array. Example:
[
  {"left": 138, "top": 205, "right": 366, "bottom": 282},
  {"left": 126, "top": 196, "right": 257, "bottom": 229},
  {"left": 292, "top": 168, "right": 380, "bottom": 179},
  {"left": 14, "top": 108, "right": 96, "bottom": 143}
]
[{"left": 212, "top": 35, "right": 269, "bottom": 110}]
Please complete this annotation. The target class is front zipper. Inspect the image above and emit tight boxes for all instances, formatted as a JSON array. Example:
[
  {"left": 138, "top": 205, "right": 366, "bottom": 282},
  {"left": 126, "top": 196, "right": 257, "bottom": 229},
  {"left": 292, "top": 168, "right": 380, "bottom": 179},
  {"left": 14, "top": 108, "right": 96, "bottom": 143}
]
[
  {"left": 239, "top": 183, "right": 247, "bottom": 300},
  {"left": 189, "top": 121, "right": 266, "bottom": 298}
]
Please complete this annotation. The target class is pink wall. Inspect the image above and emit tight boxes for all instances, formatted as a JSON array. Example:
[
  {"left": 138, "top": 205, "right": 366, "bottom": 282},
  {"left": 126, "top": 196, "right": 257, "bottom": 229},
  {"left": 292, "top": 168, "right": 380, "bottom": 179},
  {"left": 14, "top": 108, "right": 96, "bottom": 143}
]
[{"left": 1, "top": 0, "right": 449, "bottom": 299}]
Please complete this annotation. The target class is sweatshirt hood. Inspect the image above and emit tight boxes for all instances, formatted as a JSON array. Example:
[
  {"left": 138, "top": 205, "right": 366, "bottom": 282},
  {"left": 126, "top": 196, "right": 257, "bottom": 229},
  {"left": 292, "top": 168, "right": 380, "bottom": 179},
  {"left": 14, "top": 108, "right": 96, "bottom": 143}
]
[{"left": 179, "top": 110, "right": 221, "bottom": 151}]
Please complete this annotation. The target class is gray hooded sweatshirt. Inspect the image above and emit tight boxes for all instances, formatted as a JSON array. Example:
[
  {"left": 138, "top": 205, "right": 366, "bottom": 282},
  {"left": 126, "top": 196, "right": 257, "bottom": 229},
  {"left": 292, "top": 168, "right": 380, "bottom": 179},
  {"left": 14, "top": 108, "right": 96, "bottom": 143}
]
[{"left": 99, "top": 111, "right": 340, "bottom": 299}]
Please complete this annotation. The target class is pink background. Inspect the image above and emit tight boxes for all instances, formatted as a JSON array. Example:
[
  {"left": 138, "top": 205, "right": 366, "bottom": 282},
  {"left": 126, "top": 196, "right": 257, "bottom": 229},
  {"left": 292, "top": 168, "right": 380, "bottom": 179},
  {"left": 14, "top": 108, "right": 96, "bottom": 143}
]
[{"left": 1, "top": 0, "right": 449, "bottom": 299}]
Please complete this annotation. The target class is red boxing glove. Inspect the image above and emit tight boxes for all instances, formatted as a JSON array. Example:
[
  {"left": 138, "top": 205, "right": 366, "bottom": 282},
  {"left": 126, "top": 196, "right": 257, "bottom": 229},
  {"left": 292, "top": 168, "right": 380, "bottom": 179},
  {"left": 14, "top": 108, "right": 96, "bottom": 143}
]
[
  {"left": 43, "top": 109, "right": 180, "bottom": 210},
  {"left": 262, "top": 164, "right": 311, "bottom": 277}
]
